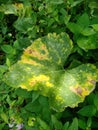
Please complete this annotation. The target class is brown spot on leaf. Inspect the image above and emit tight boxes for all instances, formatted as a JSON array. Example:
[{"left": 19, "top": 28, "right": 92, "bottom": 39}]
[
  {"left": 71, "top": 86, "right": 89, "bottom": 97},
  {"left": 71, "top": 86, "right": 83, "bottom": 96},
  {"left": 88, "top": 80, "right": 96, "bottom": 86},
  {"left": 28, "top": 49, "right": 34, "bottom": 54},
  {"left": 75, "top": 87, "right": 83, "bottom": 96}
]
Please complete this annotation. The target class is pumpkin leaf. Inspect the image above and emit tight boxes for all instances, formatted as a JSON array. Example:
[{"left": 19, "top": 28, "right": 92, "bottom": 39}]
[{"left": 4, "top": 33, "right": 98, "bottom": 111}]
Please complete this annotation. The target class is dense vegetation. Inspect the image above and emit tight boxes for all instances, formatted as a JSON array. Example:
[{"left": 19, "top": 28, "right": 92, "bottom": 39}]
[{"left": 0, "top": 0, "right": 98, "bottom": 129}]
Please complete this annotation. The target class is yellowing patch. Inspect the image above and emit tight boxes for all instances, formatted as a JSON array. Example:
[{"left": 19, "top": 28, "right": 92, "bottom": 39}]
[
  {"left": 35, "top": 74, "right": 49, "bottom": 81},
  {"left": 23, "top": 40, "right": 49, "bottom": 61},
  {"left": 46, "top": 81, "right": 53, "bottom": 87},
  {"left": 14, "top": 3, "right": 23, "bottom": 9},
  {"left": 21, "top": 55, "right": 43, "bottom": 66},
  {"left": 55, "top": 95, "right": 64, "bottom": 104},
  {"left": 20, "top": 84, "right": 27, "bottom": 89},
  {"left": 70, "top": 85, "right": 89, "bottom": 97},
  {"left": 81, "top": 89, "right": 89, "bottom": 97},
  {"left": 29, "top": 74, "right": 53, "bottom": 88}
]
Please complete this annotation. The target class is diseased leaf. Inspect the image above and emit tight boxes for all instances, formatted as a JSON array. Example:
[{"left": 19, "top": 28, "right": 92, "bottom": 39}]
[
  {"left": 49, "top": 64, "right": 98, "bottom": 111},
  {"left": 4, "top": 33, "right": 98, "bottom": 111}
]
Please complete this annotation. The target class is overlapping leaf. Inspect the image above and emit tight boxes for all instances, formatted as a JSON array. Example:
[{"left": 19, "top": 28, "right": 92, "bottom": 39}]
[{"left": 4, "top": 33, "right": 98, "bottom": 111}]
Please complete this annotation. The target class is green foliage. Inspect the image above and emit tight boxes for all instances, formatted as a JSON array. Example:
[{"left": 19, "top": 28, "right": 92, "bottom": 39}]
[{"left": 0, "top": 0, "right": 98, "bottom": 129}]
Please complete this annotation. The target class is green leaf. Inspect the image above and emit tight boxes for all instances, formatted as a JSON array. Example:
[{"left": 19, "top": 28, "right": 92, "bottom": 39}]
[
  {"left": 51, "top": 115, "right": 63, "bottom": 130},
  {"left": 81, "top": 27, "right": 96, "bottom": 36},
  {"left": 6, "top": 58, "right": 11, "bottom": 67},
  {"left": 4, "top": 33, "right": 98, "bottom": 111},
  {"left": 78, "top": 119, "right": 86, "bottom": 129},
  {"left": 88, "top": 1, "right": 98, "bottom": 9},
  {"left": 1, "top": 45, "right": 15, "bottom": 54},
  {"left": 77, "top": 105, "right": 96, "bottom": 117},
  {"left": 42, "top": 107, "right": 51, "bottom": 121},
  {"left": 68, "top": 118, "right": 78, "bottom": 130},
  {"left": 0, "top": 4, "right": 17, "bottom": 15},
  {"left": 37, "top": 117, "right": 51, "bottom": 130},
  {"left": 77, "top": 13, "right": 89, "bottom": 28},
  {"left": 63, "top": 122, "right": 69, "bottom": 130},
  {"left": 0, "top": 34, "right": 3, "bottom": 44},
  {"left": 14, "top": 17, "right": 34, "bottom": 32},
  {"left": 46, "top": 0, "right": 64, "bottom": 4},
  {"left": 87, "top": 117, "right": 92, "bottom": 128},
  {"left": 32, "top": 91, "right": 39, "bottom": 103},
  {"left": 0, "top": 65, "right": 8, "bottom": 74},
  {"left": 15, "top": 88, "right": 32, "bottom": 98},
  {"left": 70, "top": 0, "right": 83, "bottom": 7},
  {"left": 0, "top": 123, "right": 6, "bottom": 130},
  {"left": 91, "top": 24, "right": 98, "bottom": 31},
  {"left": 38, "top": 96, "right": 48, "bottom": 107},
  {"left": 86, "top": 93, "right": 95, "bottom": 105},
  {"left": 77, "top": 34, "right": 98, "bottom": 51},
  {"left": 94, "top": 93, "right": 98, "bottom": 110},
  {"left": 24, "top": 101, "right": 41, "bottom": 113},
  {"left": 0, "top": 112, "right": 8, "bottom": 123},
  {"left": 67, "top": 22, "right": 82, "bottom": 34}
]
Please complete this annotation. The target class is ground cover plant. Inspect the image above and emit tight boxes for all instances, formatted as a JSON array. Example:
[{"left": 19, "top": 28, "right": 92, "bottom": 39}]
[{"left": 0, "top": 0, "right": 98, "bottom": 129}]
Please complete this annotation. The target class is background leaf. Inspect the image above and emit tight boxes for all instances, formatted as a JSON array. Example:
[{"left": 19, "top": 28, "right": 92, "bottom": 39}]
[
  {"left": 77, "top": 13, "right": 89, "bottom": 28},
  {"left": 77, "top": 105, "right": 96, "bottom": 117},
  {"left": 91, "top": 24, "right": 98, "bottom": 31},
  {"left": 1, "top": 45, "right": 15, "bottom": 54},
  {"left": 77, "top": 34, "right": 98, "bottom": 51},
  {"left": 68, "top": 118, "right": 78, "bottom": 130}
]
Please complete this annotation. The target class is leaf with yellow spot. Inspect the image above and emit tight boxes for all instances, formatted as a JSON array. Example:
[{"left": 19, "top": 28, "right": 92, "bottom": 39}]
[{"left": 4, "top": 33, "right": 98, "bottom": 111}]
